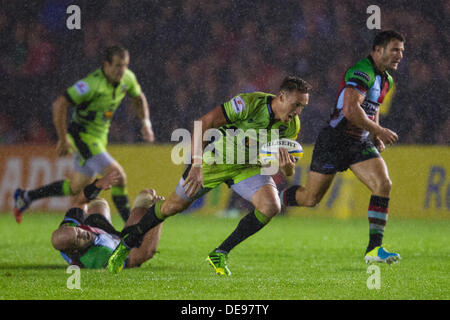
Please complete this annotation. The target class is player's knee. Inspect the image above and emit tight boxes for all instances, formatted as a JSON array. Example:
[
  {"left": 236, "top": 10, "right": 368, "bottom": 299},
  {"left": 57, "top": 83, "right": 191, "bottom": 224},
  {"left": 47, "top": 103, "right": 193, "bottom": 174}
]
[
  {"left": 113, "top": 168, "right": 126, "bottom": 185},
  {"left": 300, "top": 193, "right": 321, "bottom": 207},
  {"left": 107, "top": 164, "right": 127, "bottom": 185},
  {"left": 303, "top": 197, "right": 319, "bottom": 207},
  {"left": 87, "top": 198, "right": 110, "bottom": 215},
  {"left": 259, "top": 202, "right": 281, "bottom": 218},
  {"left": 69, "top": 181, "right": 83, "bottom": 195},
  {"left": 119, "top": 171, "right": 127, "bottom": 185},
  {"left": 374, "top": 178, "right": 392, "bottom": 195},
  {"left": 146, "top": 249, "right": 157, "bottom": 259},
  {"left": 383, "top": 178, "right": 392, "bottom": 193}
]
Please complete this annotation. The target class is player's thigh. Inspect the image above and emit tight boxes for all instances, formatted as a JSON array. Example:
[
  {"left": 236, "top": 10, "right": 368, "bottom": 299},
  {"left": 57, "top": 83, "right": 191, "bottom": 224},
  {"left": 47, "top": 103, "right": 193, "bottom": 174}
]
[
  {"left": 73, "top": 150, "right": 121, "bottom": 187},
  {"left": 297, "top": 171, "right": 335, "bottom": 207},
  {"left": 102, "top": 159, "right": 127, "bottom": 185},
  {"left": 232, "top": 174, "right": 279, "bottom": 217},
  {"left": 310, "top": 127, "right": 348, "bottom": 174},
  {"left": 350, "top": 157, "right": 392, "bottom": 197}
]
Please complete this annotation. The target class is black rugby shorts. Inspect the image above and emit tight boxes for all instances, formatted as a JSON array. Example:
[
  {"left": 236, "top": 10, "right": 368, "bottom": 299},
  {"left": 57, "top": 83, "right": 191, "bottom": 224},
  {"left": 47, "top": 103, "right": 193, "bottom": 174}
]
[{"left": 310, "top": 126, "right": 380, "bottom": 175}]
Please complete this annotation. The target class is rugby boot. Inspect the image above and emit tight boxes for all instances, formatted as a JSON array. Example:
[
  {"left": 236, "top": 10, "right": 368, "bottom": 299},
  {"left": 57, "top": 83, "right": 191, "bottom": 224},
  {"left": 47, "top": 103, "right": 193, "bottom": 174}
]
[
  {"left": 206, "top": 250, "right": 231, "bottom": 276},
  {"left": 364, "top": 246, "right": 401, "bottom": 264},
  {"left": 13, "top": 189, "right": 31, "bottom": 223}
]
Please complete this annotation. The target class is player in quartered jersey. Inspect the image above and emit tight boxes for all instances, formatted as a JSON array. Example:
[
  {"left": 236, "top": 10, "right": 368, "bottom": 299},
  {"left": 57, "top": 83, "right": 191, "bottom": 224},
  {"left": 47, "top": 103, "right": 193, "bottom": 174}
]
[
  {"left": 51, "top": 172, "right": 164, "bottom": 269},
  {"left": 280, "top": 30, "right": 405, "bottom": 264},
  {"left": 107, "top": 76, "right": 312, "bottom": 275},
  {"left": 329, "top": 54, "right": 394, "bottom": 140},
  {"left": 13, "top": 45, "right": 155, "bottom": 224}
]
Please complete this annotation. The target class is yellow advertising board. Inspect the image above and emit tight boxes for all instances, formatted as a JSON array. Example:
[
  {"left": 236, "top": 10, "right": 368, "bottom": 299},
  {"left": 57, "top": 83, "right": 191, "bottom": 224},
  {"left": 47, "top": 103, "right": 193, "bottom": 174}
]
[
  {"left": 0, "top": 145, "right": 448, "bottom": 219},
  {"left": 283, "top": 146, "right": 450, "bottom": 219}
]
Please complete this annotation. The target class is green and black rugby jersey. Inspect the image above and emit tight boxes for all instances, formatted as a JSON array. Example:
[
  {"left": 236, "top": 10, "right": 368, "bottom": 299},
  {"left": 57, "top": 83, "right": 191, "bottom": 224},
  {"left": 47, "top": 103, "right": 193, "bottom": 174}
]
[
  {"left": 203, "top": 92, "right": 301, "bottom": 165},
  {"left": 64, "top": 68, "right": 142, "bottom": 139}
]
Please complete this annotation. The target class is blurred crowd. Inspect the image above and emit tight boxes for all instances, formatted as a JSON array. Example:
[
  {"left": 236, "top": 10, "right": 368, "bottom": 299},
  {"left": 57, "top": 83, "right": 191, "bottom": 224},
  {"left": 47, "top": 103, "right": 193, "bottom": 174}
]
[{"left": 0, "top": 0, "right": 448, "bottom": 145}]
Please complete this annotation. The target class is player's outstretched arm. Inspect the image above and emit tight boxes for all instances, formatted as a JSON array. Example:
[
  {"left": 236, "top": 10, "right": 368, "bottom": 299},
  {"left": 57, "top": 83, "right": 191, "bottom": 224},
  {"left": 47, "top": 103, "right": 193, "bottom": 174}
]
[
  {"left": 130, "top": 92, "right": 155, "bottom": 142},
  {"left": 52, "top": 95, "right": 74, "bottom": 156},
  {"left": 72, "top": 171, "right": 121, "bottom": 208},
  {"left": 183, "top": 106, "right": 228, "bottom": 198}
]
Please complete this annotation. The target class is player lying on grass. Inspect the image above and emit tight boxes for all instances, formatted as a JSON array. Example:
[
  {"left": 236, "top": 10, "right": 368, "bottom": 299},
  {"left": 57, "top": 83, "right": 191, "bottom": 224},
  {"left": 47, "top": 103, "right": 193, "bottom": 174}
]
[
  {"left": 107, "top": 76, "right": 312, "bottom": 275},
  {"left": 51, "top": 173, "right": 163, "bottom": 269},
  {"left": 279, "top": 30, "right": 405, "bottom": 264}
]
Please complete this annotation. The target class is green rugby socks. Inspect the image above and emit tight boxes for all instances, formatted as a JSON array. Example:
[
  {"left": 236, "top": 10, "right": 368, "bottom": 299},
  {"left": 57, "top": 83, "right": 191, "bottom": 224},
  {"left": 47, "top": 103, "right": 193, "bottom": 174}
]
[
  {"left": 216, "top": 209, "right": 271, "bottom": 254},
  {"left": 112, "top": 185, "right": 131, "bottom": 222},
  {"left": 26, "top": 179, "right": 71, "bottom": 202}
]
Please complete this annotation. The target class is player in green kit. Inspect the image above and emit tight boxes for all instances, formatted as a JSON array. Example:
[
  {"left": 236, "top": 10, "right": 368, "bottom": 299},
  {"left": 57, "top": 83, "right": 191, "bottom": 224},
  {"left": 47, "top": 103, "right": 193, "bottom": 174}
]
[
  {"left": 107, "top": 76, "right": 312, "bottom": 275},
  {"left": 13, "top": 45, "right": 155, "bottom": 223}
]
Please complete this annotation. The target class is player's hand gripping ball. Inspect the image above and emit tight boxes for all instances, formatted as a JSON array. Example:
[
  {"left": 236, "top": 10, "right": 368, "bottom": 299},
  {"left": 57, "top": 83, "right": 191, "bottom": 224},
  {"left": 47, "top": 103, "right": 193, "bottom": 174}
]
[{"left": 259, "top": 138, "right": 303, "bottom": 165}]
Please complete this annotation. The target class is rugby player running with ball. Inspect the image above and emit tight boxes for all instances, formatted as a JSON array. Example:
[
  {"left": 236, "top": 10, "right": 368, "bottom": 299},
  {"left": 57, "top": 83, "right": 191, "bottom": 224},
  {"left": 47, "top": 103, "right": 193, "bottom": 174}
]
[{"left": 108, "top": 76, "right": 312, "bottom": 275}]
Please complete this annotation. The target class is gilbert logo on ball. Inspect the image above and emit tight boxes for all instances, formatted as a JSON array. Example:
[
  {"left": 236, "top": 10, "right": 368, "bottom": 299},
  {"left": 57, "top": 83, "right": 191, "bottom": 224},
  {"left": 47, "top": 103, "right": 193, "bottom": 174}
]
[{"left": 259, "top": 138, "right": 303, "bottom": 165}]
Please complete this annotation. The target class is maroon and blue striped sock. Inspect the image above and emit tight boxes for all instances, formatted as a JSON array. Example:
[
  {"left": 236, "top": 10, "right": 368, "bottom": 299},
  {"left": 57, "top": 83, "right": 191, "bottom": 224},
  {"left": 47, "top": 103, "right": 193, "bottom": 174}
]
[
  {"left": 367, "top": 195, "right": 389, "bottom": 252},
  {"left": 280, "top": 185, "right": 300, "bottom": 207}
]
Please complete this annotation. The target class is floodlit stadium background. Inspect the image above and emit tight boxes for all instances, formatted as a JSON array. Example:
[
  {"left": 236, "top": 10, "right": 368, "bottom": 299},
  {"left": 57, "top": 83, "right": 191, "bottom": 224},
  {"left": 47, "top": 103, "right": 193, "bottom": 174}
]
[{"left": 0, "top": 1, "right": 448, "bottom": 219}]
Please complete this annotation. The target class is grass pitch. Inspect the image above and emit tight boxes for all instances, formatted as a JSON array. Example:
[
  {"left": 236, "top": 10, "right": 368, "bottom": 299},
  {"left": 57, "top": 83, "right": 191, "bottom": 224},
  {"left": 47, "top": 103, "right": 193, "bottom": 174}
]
[{"left": 0, "top": 213, "right": 448, "bottom": 300}]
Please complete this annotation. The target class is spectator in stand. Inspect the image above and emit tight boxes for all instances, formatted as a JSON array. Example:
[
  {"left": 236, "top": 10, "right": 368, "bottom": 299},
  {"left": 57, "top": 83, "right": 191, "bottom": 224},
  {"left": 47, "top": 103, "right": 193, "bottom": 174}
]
[{"left": 0, "top": 0, "right": 447, "bottom": 146}]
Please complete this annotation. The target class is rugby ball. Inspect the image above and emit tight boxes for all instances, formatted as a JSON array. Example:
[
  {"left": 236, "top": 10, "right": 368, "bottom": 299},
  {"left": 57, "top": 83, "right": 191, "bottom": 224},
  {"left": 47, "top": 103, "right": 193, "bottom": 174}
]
[{"left": 259, "top": 138, "right": 303, "bottom": 165}]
